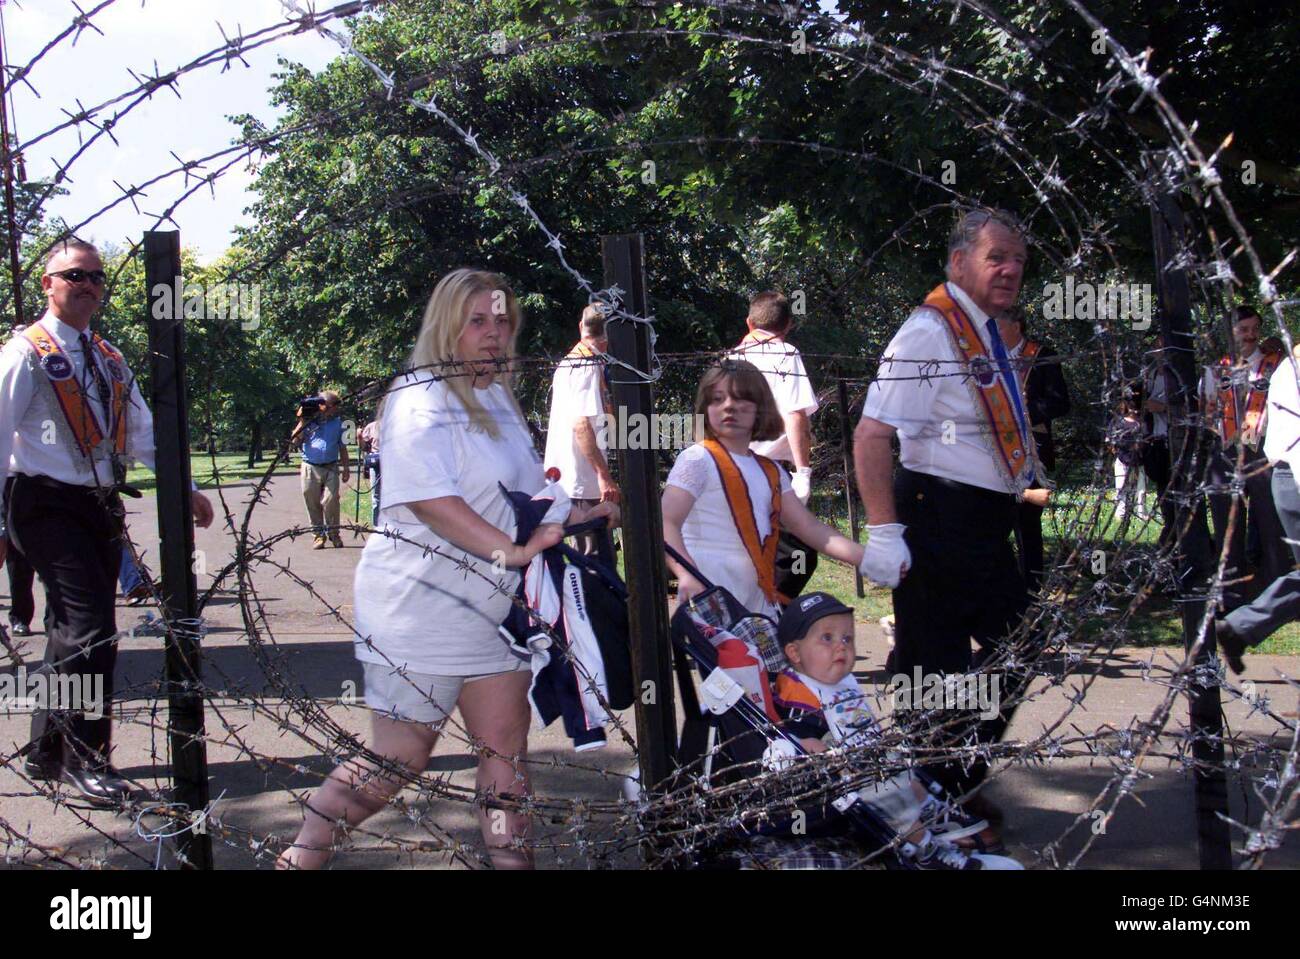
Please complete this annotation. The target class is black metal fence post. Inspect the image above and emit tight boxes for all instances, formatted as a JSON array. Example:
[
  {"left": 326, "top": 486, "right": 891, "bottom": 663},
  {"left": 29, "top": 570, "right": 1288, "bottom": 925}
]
[
  {"left": 601, "top": 234, "right": 677, "bottom": 794},
  {"left": 144, "top": 230, "right": 214, "bottom": 870},
  {"left": 1148, "top": 176, "right": 1233, "bottom": 870}
]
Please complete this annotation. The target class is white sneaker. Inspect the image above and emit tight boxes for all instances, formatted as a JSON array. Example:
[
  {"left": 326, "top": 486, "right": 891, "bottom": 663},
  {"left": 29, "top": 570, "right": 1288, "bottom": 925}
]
[
  {"left": 904, "top": 834, "right": 1024, "bottom": 870},
  {"left": 919, "top": 794, "right": 988, "bottom": 842},
  {"left": 968, "top": 850, "right": 1024, "bottom": 870}
]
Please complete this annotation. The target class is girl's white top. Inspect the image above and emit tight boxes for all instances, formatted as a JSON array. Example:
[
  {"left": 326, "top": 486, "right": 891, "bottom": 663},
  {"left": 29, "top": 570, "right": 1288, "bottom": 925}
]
[{"left": 666, "top": 442, "right": 791, "bottom": 619}]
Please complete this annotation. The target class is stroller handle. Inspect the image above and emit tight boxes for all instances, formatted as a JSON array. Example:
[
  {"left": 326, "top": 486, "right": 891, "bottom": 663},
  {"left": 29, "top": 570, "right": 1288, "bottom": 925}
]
[{"left": 664, "top": 542, "right": 718, "bottom": 591}]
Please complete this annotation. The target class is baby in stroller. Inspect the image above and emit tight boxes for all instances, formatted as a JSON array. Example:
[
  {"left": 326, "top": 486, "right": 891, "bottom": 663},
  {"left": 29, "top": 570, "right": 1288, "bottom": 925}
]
[
  {"left": 670, "top": 569, "right": 1022, "bottom": 870},
  {"left": 770, "top": 592, "right": 1020, "bottom": 870}
]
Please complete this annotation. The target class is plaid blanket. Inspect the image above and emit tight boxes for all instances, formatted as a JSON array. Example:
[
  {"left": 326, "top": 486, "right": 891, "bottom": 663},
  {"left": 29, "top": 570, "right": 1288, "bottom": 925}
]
[{"left": 706, "top": 834, "right": 888, "bottom": 870}]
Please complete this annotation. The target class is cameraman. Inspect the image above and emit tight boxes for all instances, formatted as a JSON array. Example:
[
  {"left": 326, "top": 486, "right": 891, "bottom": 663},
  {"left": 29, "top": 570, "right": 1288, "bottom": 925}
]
[{"left": 291, "top": 390, "right": 350, "bottom": 548}]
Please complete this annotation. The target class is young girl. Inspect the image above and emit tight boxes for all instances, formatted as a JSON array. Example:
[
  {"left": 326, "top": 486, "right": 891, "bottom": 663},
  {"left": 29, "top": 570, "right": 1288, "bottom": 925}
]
[{"left": 662, "top": 361, "right": 870, "bottom": 618}]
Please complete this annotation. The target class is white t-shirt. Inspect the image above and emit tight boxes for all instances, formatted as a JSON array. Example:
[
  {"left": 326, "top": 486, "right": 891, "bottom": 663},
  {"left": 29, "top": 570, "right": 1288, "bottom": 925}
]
[
  {"left": 860, "top": 282, "right": 1029, "bottom": 495},
  {"left": 354, "top": 374, "right": 549, "bottom": 675},
  {"left": 728, "top": 332, "right": 818, "bottom": 462},
  {"left": 543, "top": 348, "right": 606, "bottom": 499},
  {"left": 666, "top": 442, "right": 791, "bottom": 618}
]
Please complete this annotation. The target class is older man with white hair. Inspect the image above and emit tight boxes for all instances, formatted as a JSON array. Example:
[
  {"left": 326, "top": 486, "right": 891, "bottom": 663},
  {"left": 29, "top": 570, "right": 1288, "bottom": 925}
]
[{"left": 853, "top": 209, "right": 1045, "bottom": 825}]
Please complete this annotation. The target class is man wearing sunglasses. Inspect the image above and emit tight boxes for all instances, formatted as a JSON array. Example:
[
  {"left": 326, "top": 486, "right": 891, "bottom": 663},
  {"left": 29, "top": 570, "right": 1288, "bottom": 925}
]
[{"left": 0, "top": 238, "right": 214, "bottom": 806}]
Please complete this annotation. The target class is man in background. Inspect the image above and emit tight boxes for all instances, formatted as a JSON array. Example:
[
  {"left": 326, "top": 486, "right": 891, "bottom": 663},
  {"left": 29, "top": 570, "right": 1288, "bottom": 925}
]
[
  {"left": 544, "top": 304, "right": 617, "bottom": 559},
  {"left": 729, "top": 291, "right": 820, "bottom": 599},
  {"left": 1200, "top": 307, "right": 1288, "bottom": 610},
  {"left": 292, "top": 390, "right": 350, "bottom": 549}
]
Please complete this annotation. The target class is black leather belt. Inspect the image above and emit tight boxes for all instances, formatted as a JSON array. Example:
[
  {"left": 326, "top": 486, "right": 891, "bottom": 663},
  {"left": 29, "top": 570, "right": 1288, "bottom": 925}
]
[{"left": 13, "top": 472, "right": 138, "bottom": 499}]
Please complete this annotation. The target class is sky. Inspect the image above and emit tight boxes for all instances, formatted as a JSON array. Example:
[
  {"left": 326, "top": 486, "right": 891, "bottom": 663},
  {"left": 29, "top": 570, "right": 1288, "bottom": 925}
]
[{"left": 4, "top": 0, "right": 340, "bottom": 261}]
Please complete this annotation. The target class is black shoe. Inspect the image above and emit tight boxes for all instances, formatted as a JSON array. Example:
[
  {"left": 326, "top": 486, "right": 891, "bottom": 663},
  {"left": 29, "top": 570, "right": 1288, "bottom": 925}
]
[
  {"left": 8, "top": 622, "right": 31, "bottom": 637},
  {"left": 23, "top": 754, "right": 61, "bottom": 782},
  {"left": 60, "top": 765, "right": 132, "bottom": 806},
  {"left": 1216, "top": 619, "right": 1248, "bottom": 675}
]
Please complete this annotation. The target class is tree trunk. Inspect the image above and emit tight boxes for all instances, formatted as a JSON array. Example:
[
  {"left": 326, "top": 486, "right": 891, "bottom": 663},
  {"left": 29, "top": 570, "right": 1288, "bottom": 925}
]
[{"left": 248, "top": 422, "right": 262, "bottom": 468}]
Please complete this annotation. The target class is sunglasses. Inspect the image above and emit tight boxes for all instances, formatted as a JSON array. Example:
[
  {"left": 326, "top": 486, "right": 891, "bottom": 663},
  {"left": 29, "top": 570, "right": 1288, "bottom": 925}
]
[{"left": 47, "top": 268, "right": 107, "bottom": 286}]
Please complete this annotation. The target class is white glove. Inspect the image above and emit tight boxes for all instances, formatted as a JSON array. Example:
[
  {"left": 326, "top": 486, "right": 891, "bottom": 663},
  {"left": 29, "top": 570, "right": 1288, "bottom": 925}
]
[
  {"left": 791, "top": 467, "right": 812, "bottom": 504},
  {"left": 761, "top": 738, "right": 801, "bottom": 773},
  {"left": 859, "top": 523, "right": 911, "bottom": 588}
]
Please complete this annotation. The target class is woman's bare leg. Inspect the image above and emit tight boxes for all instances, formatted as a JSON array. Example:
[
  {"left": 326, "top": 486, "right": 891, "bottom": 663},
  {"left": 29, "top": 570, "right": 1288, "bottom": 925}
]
[
  {"left": 277, "top": 714, "right": 440, "bottom": 869},
  {"left": 457, "top": 671, "right": 534, "bottom": 870}
]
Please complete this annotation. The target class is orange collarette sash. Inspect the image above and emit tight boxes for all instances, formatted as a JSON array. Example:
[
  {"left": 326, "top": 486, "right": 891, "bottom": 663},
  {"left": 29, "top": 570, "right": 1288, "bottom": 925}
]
[
  {"left": 738, "top": 329, "right": 780, "bottom": 348},
  {"left": 1020, "top": 339, "right": 1041, "bottom": 386},
  {"left": 23, "top": 323, "right": 128, "bottom": 459},
  {"left": 924, "top": 284, "right": 1034, "bottom": 488},
  {"left": 1221, "top": 350, "right": 1282, "bottom": 447},
  {"left": 699, "top": 438, "right": 788, "bottom": 605}
]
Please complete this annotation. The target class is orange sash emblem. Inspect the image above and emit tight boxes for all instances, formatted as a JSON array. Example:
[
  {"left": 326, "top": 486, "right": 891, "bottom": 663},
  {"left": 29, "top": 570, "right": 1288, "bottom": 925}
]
[
  {"left": 699, "top": 439, "right": 788, "bottom": 605},
  {"left": 924, "top": 284, "right": 1033, "bottom": 487},
  {"left": 23, "top": 323, "right": 128, "bottom": 459}
]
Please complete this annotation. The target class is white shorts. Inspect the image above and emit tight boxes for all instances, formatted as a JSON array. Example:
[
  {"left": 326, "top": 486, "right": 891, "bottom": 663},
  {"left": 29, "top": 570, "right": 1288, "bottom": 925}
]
[{"left": 361, "top": 659, "right": 528, "bottom": 726}]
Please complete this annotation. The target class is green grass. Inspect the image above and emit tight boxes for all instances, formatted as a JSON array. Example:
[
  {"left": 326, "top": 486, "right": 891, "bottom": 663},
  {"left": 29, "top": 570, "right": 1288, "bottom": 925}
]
[
  {"left": 125, "top": 451, "right": 296, "bottom": 494},
  {"left": 127, "top": 455, "right": 1300, "bottom": 655},
  {"left": 799, "top": 486, "right": 1300, "bottom": 655}
]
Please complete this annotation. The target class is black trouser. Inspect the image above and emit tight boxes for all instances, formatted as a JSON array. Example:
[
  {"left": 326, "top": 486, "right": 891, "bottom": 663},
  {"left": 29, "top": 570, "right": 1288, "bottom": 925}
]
[
  {"left": 1013, "top": 499, "right": 1045, "bottom": 592},
  {"left": 6, "top": 474, "right": 124, "bottom": 769},
  {"left": 5, "top": 534, "right": 36, "bottom": 628},
  {"left": 892, "top": 468, "right": 1030, "bottom": 797},
  {"left": 1142, "top": 436, "right": 1177, "bottom": 547},
  {"left": 775, "top": 530, "right": 818, "bottom": 603},
  {"left": 1207, "top": 441, "right": 1288, "bottom": 610}
]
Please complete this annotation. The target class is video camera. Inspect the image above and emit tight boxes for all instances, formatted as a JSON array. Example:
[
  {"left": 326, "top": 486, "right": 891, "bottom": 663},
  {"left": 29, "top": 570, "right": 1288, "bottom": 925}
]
[{"left": 297, "top": 395, "right": 327, "bottom": 417}]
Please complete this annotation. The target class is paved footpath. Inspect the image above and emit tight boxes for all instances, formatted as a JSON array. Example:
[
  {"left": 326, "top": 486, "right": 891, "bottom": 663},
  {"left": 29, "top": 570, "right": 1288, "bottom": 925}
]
[{"left": 1, "top": 473, "right": 1296, "bottom": 869}]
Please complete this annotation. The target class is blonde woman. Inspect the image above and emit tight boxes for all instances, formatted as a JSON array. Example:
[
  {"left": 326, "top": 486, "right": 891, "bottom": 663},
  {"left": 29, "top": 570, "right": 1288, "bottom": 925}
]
[{"left": 279, "top": 269, "right": 616, "bottom": 870}]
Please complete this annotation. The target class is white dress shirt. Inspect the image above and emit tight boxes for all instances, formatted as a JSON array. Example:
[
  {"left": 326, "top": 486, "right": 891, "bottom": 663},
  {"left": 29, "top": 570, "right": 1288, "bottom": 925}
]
[
  {"left": 727, "top": 330, "right": 819, "bottom": 463},
  {"left": 1144, "top": 361, "right": 1170, "bottom": 439},
  {"left": 1263, "top": 352, "right": 1300, "bottom": 467},
  {"left": 861, "top": 282, "right": 1030, "bottom": 495},
  {"left": 0, "top": 311, "right": 156, "bottom": 497}
]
